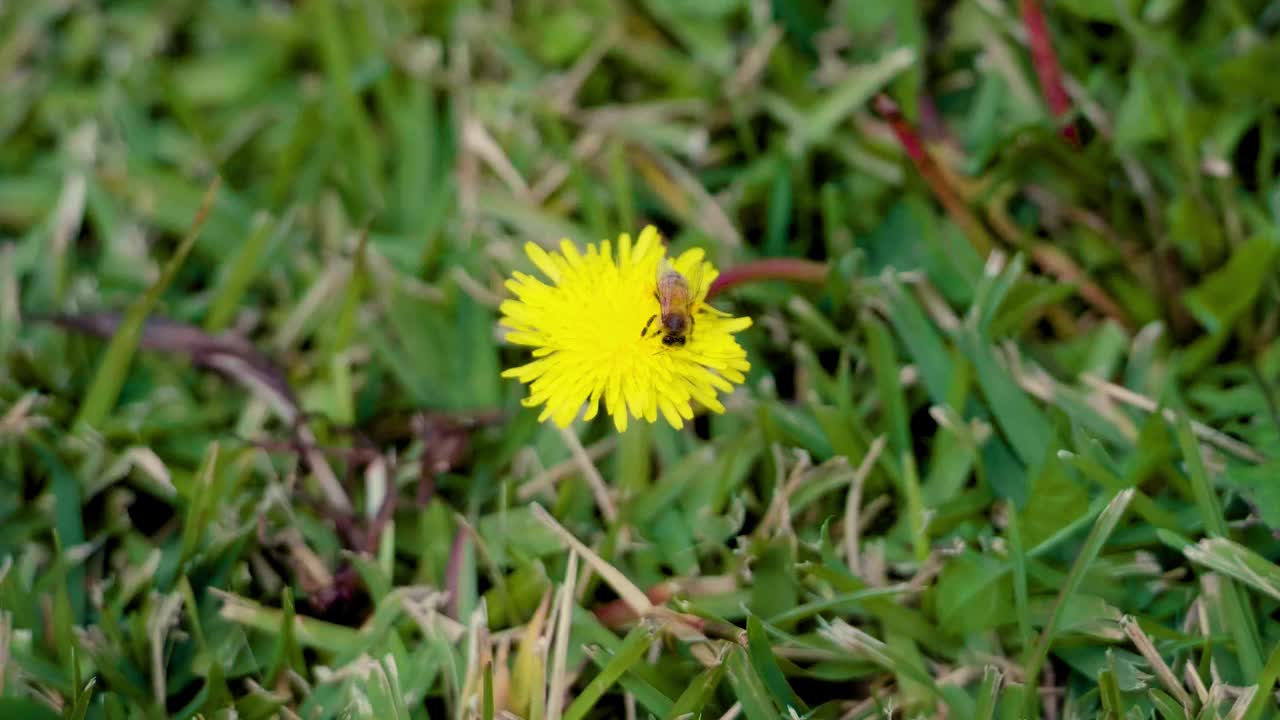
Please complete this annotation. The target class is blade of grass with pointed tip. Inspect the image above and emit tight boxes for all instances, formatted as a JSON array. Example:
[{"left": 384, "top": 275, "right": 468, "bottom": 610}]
[
  {"left": 1024, "top": 489, "right": 1134, "bottom": 704},
  {"left": 389, "top": 80, "right": 438, "bottom": 244},
  {"left": 726, "top": 644, "right": 781, "bottom": 720},
  {"left": 664, "top": 661, "right": 728, "bottom": 720},
  {"left": 958, "top": 329, "right": 1053, "bottom": 476},
  {"left": 268, "top": 587, "right": 305, "bottom": 686},
  {"left": 975, "top": 666, "right": 1002, "bottom": 720},
  {"left": 67, "top": 676, "right": 96, "bottom": 720},
  {"left": 570, "top": 608, "right": 674, "bottom": 690},
  {"left": 1099, "top": 666, "right": 1123, "bottom": 718},
  {"left": 216, "top": 591, "right": 363, "bottom": 653},
  {"left": 746, "top": 615, "right": 808, "bottom": 714},
  {"left": 176, "top": 577, "right": 208, "bottom": 657},
  {"left": 617, "top": 418, "right": 652, "bottom": 497},
  {"left": 865, "top": 315, "right": 909, "bottom": 456},
  {"left": 805, "top": 565, "right": 958, "bottom": 657},
  {"left": 608, "top": 138, "right": 636, "bottom": 232},
  {"left": 74, "top": 177, "right": 220, "bottom": 431},
  {"left": 1182, "top": 234, "right": 1279, "bottom": 333},
  {"left": 883, "top": 273, "right": 953, "bottom": 405},
  {"left": 327, "top": 232, "right": 368, "bottom": 426},
  {"left": 366, "top": 656, "right": 411, "bottom": 720},
  {"left": 1148, "top": 688, "right": 1190, "bottom": 720},
  {"left": 1060, "top": 447, "right": 1182, "bottom": 531},
  {"left": 581, "top": 639, "right": 675, "bottom": 718},
  {"left": 899, "top": 450, "right": 929, "bottom": 564},
  {"left": 766, "top": 585, "right": 909, "bottom": 627},
  {"left": 45, "top": 528, "right": 77, "bottom": 675},
  {"left": 827, "top": 622, "right": 951, "bottom": 708},
  {"left": 179, "top": 442, "right": 220, "bottom": 567},
  {"left": 512, "top": 594, "right": 550, "bottom": 719},
  {"left": 563, "top": 620, "right": 661, "bottom": 720},
  {"left": 792, "top": 47, "right": 916, "bottom": 153},
  {"left": 1180, "top": 537, "right": 1280, "bottom": 602},
  {"left": 1242, "top": 638, "right": 1280, "bottom": 720},
  {"left": 309, "top": 0, "right": 381, "bottom": 214},
  {"left": 33, "top": 445, "right": 85, "bottom": 625},
  {"left": 1176, "top": 415, "right": 1264, "bottom": 679},
  {"left": 205, "top": 209, "right": 291, "bottom": 332},
  {"left": 765, "top": 153, "right": 792, "bottom": 257},
  {"left": 482, "top": 661, "right": 494, "bottom": 720},
  {"left": 1004, "top": 500, "right": 1034, "bottom": 660},
  {"left": 1176, "top": 415, "right": 1228, "bottom": 536},
  {"left": 970, "top": 253, "right": 1025, "bottom": 334}
]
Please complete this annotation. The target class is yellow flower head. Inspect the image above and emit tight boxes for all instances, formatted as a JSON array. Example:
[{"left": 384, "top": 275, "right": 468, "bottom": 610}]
[{"left": 500, "top": 226, "right": 752, "bottom": 431}]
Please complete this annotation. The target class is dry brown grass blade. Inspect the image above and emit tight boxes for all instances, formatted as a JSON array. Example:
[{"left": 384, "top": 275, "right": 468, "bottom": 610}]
[
  {"left": 44, "top": 311, "right": 351, "bottom": 512},
  {"left": 44, "top": 312, "right": 296, "bottom": 405},
  {"left": 531, "top": 503, "right": 653, "bottom": 617}
]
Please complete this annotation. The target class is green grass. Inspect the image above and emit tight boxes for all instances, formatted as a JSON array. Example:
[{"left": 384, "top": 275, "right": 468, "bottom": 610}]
[{"left": 3, "top": 1, "right": 1280, "bottom": 718}]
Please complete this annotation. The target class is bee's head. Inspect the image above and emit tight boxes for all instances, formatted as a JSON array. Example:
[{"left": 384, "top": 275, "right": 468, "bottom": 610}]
[{"left": 661, "top": 334, "right": 686, "bottom": 347}]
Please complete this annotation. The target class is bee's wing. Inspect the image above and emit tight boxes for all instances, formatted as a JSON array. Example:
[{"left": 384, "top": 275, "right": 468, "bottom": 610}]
[
  {"left": 684, "top": 259, "right": 705, "bottom": 309},
  {"left": 657, "top": 256, "right": 680, "bottom": 281}
]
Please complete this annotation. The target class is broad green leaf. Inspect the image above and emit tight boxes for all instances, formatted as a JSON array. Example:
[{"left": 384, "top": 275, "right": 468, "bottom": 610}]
[
  {"left": 935, "top": 550, "right": 1013, "bottom": 634},
  {"left": 1182, "top": 235, "right": 1279, "bottom": 333},
  {"left": 1018, "top": 453, "right": 1089, "bottom": 548}
]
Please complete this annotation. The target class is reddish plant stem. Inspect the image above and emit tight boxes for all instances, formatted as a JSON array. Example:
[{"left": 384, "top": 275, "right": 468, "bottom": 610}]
[
  {"left": 706, "top": 257, "right": 828, "bottom": 299},
  {"left": 875, "top": 97, "right": 1137, "bottom": 329},
  {"left": 1022, "top": 0, "right": 1080, "bottom": 147},
  {"left": 876, "top": 94, "right": 929, "bottom": 165},
  {"left": 593, "top": 583, "right": 676, "bottom": 627},
  {"left": 445, "top": 529, "right": 468, "bottom": 619},
  {"left": 917, "top": 94, "right": 951, "bottom": 144},
  {"left": 873, "top": 95, "right": 994, "bottom": 256}
]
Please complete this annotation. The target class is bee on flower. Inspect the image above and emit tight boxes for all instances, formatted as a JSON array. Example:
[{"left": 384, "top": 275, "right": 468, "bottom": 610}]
[
  {"left": 642, "top": 258, "right": 700, "bottom": 347},
  {"left": 499, "top": 226, "right": 752, "bottom": 431}
]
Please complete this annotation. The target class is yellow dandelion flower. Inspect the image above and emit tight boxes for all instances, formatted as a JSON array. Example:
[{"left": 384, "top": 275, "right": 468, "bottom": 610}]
[{"left": 499, "top": 226, "right": 752, "bottom": 431}]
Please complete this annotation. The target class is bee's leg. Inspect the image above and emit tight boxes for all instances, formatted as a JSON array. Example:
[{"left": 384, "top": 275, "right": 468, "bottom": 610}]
[{"left": 640, "top": 314, "right": 656, "bottom": 338}]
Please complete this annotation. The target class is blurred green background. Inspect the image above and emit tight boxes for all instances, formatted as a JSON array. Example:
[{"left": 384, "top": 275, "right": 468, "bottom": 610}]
[{"left": 4, "top": 1, "right": 1280, "bottom": 718}]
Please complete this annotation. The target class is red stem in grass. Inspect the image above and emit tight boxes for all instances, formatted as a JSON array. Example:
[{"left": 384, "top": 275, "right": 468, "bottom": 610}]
[
  {"left": 706, "top": 258, "right": 828, "bottom": 299},
  {"left": 445, "top": 529, "right": 468, "bottom": 619},
  {"left": 593, "top": 583, "right": 676, "bottom": 628},
  {"left": 875, "top": 96, "right": 1137, "bottom": 329},
  {"left": 1022, "top": 0, "right": 1081, "bottom": 147},
  {"left": 873, "top": 95, "right": 994, "bottom": 256},
  {"left": 875, "top": 94, "right": 929, "bottom": 165}
]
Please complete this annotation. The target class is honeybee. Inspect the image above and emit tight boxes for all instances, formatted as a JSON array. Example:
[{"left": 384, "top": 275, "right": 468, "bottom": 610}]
[{"left": 640, "top": 260, "right": 701, "bottom": 347}]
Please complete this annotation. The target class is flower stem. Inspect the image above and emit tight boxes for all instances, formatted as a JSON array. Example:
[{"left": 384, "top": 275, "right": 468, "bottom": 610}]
[
  {"left": 706, "top": 258, "right": 828, "bottom": 299},
  {"left": 1021, "top": 0, "right": 1080, "bottom": 147},
  {"left": 873, "top": 94, "right": 994, "bottom": 256}
]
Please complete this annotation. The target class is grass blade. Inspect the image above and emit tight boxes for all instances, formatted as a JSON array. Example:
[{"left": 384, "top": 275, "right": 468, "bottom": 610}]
[
  {"left": 975, "top": 666, "right": 1002, "bottom": 720},
  {"left": 664, "top": 660, "right": 728, "bottom": 720},
  {"left": 745, "top": 615, "right": 807, "bottom": 714},
  {"left": 1242, "top": 638, "right": 1280, "bottom": 720},
  {"left": 1024, "top": 489, "right": 1134, "bottom": 698},
  {"left": 725, "top": 644, "right": 780, "bottom": 720},
  {"left": 562, "top": 620, "right": 661, "bottom": 720},
  {"left": 1176, "top": 416, "right": 1265, "bottom": 679},
  {"left": 73, "top": 177, "right": 220, "bottom": 431}
]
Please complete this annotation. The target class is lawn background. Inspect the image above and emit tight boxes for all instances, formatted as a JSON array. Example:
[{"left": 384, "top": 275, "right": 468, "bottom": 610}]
[{"left": 3, "top": 1, "right": 1280, "bottom": 718}]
